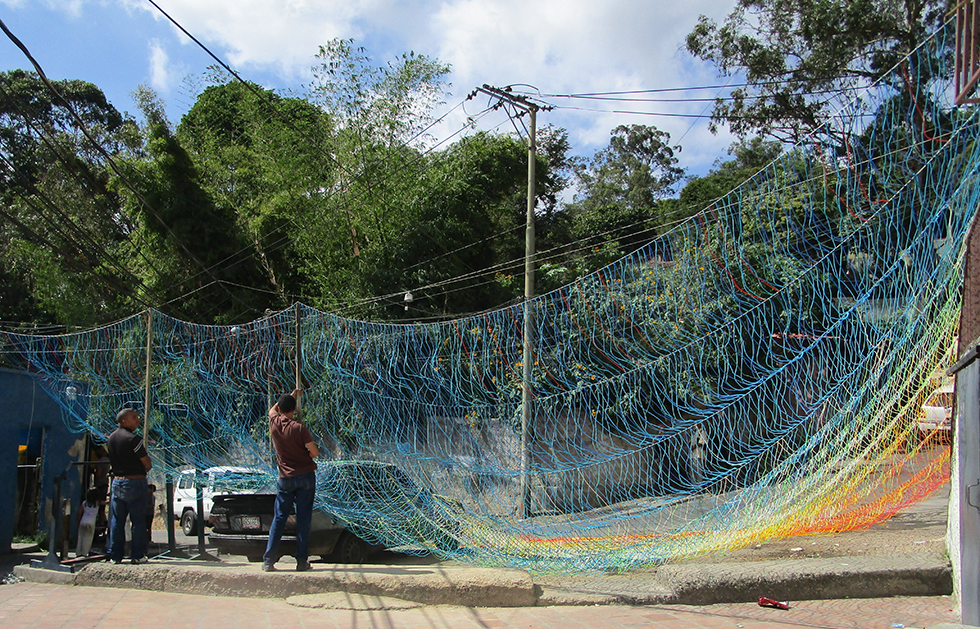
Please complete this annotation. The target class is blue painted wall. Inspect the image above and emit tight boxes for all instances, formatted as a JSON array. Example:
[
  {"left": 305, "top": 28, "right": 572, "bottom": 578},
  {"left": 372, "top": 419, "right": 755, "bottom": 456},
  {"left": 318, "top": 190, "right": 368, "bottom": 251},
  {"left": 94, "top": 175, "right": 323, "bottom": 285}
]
[{"left": 0, "top": 368, "right": 85, "bottom": 555}]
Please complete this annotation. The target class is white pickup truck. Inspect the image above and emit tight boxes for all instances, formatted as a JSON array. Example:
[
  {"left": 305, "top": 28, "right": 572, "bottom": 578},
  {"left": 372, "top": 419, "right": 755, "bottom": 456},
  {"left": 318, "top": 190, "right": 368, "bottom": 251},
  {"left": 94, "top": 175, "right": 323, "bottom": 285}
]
[
  {"left": 918, "top": 382, "right": 954, "bottom": 439},
  {"left": 172, "top": 466, "right": 270, "bottom": 536}
]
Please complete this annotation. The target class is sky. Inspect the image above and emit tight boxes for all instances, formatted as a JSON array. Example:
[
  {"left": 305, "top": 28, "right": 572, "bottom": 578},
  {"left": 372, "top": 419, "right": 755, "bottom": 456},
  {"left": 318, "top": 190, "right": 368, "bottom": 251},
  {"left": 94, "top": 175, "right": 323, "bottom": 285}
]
[{"left": 0, "top": 0, "right": 740, "bottom": 183}]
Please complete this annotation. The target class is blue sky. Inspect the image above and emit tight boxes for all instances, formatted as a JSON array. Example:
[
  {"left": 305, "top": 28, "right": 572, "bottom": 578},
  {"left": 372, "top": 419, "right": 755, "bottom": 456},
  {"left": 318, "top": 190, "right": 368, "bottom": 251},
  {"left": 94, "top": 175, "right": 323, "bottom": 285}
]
[{"left": 0, "top": 0, "right": 739, "bottom": 181}]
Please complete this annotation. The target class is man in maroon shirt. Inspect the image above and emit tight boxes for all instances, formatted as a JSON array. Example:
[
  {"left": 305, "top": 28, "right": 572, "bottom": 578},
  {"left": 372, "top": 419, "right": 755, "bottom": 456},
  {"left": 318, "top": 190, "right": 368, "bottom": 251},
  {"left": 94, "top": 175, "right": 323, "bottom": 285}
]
[{"left": 262, "top": 388, "right": 319, "bottom": 572}]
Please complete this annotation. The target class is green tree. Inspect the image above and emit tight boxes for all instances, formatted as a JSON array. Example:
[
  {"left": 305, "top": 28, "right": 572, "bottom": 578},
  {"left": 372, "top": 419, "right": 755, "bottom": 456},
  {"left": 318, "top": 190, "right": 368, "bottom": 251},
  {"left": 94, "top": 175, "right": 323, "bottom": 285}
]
[
  {"left": 0, "top": 69, "right": 141, "bottom": 326},
  {"left": 564, "top": 124, "right": 685, "bottom": 255},
  {"left": 680, "top": 136, "right": 784, "bottom": 212},
  {"left": 685, "top": 0, "right": 953, "bottom": 142},
  {"left": 365, "top": 131, "right": 554, "bottom": 318},
  {"left": 176, "top": 78, "right": 334, "bottom": 307},
  {"left": 273, "top": 40, "right": 453, "bottom": 314},
  {"left": 115, "top": 88, "right": 272, "bottom": 323},
  {"left": 309, "top": 38, "right": 450, "bottom": 147},
  {"left": 173, "top": 45, "right": 573, "bottom": 321}
]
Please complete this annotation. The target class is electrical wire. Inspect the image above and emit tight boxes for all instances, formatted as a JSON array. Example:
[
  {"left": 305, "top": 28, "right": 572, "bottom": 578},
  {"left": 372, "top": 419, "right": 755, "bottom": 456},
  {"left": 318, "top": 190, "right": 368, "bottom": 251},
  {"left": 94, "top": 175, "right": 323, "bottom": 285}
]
[
  {"left": 0, "top": 16, "right": 256, "bottom": 318},
  {"left": 0, "top": 81, "right": 173, "bottom": 310}
]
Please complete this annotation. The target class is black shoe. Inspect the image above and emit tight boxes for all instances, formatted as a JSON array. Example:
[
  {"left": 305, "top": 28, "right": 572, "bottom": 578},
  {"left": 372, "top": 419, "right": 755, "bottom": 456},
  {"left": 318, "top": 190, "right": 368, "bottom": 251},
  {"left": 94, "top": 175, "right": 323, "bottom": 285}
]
[
  {"left": 261, "top": 562, "right": 276, "bottom": 572},
  {"left": 296, "top": 561, "right": 312, "bottom": 572}
]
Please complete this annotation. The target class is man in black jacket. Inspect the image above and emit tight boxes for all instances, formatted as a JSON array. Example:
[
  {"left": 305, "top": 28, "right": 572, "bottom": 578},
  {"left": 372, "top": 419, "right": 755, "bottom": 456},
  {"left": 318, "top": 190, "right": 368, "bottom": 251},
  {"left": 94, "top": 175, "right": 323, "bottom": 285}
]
[{"left": 106, "top": 408, "right": 152, "bottom": 564}]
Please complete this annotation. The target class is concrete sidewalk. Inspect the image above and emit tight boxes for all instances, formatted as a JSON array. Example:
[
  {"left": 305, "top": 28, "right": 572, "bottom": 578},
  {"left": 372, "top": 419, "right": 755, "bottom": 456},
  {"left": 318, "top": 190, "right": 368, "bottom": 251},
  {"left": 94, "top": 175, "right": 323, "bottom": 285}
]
[{"left": 12, "top": 548, "right": 953, "bottom": 608}]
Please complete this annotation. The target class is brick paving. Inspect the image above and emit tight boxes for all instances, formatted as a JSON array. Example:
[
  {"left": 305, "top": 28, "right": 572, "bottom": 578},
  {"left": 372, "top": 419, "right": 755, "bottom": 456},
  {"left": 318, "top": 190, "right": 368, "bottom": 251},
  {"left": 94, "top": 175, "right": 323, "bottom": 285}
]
[{"left": 0, "top": 582, "right": 960, "bottom": 629}]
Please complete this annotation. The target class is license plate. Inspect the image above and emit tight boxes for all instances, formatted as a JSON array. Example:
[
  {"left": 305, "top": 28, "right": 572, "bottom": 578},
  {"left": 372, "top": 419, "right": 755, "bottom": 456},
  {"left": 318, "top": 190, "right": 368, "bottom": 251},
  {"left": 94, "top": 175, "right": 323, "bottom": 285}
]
[{"left": 241, "top": 516, "right": 261, "bottom": 530}]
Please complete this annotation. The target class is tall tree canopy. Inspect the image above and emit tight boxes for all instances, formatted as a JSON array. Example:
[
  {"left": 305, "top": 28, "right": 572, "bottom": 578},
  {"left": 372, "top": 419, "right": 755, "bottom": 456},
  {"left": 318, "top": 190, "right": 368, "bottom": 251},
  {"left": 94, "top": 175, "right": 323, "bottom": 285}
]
[
  {"left": 176, "top": 78, "right": 333, "bottom": 310},
  {"left": 0, "top": 41, "right": 694, "bottom": 327},
  {"left": 114, "top": 88, "right": 274, "bottom": 324},
  {"left": 309, "top": 38, "right": 450, "bottom": 147},
  {"left": 0, "top": 70, "right": 139, "bottom": 326},
  {"left": 172, "top": 45, "right": 571, "bottom": 321},
  {"left": 564, "top": 124, "right": 684, "bottom": 254},
  {"left": 685, "top": 0, "right": 953, "bottom": 142}
]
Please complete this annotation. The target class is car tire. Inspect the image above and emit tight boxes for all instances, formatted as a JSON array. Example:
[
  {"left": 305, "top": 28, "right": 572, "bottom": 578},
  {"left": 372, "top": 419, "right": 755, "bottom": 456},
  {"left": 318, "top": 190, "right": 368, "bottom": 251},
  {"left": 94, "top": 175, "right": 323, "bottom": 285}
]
[
  {"left": 245, "top": 555, "right": 264, "bottom": 563},
  {"left": 332, "top": 532, "right": 368, "bottom": 564},
  {"left": 180, "top": 510, "right": 198, "bottom": 537}
]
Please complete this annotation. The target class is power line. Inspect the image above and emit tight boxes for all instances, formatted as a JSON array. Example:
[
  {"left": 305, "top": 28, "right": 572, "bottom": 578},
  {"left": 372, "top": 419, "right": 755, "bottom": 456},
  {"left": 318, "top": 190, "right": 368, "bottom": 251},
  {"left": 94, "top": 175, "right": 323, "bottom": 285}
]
[
  {"left": 143, "top": 0, "right": 517, "bottom": 304},
  {"left": 523, "top": 87, "right": 859, "bottom": 105},
  {"left": 0, "top": 81, "right": 172, "bottom": 309},
  {"left": 521, "top": 78, "right": 868, "bottom": 98},
  {"left": 0, "top": 16, "right": 255, "bottom": 318},
  {"left": 552, "top": 105, "right": 761, "bottom": 119}
]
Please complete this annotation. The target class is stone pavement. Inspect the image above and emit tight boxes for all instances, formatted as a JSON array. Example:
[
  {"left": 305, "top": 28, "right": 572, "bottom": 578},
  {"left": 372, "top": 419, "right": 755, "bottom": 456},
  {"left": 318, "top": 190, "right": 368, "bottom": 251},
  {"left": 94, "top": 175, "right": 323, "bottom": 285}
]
[{"left": 0, "top": 581, "right": 963, "bottom": 628}]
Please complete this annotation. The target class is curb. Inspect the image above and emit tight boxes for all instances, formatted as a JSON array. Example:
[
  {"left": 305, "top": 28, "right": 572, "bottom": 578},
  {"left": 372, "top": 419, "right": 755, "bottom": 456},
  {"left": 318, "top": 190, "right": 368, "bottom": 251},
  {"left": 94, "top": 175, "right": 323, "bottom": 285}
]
[
  {"left": 535, "top": 554, "right": 953, "bottom": 606},
  {"left": 68, "top": 561, "right": 538, "bottom": 607},
  {"left": 14, "top": 553, "right": 953, "bottom": 609},
  {"left": 13, "top": 566, "right": 75, "bottom": 586},
  {"left": 664, "top": 554, "right": 953, "bottom": 605}
]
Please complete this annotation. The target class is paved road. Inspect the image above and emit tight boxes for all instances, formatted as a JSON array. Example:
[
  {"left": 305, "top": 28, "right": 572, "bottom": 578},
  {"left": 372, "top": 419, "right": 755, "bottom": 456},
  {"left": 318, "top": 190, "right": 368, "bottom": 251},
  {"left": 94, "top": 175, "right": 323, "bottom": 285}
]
[{"left": 0, "top": 581, "right": 960, "bottom": 629}]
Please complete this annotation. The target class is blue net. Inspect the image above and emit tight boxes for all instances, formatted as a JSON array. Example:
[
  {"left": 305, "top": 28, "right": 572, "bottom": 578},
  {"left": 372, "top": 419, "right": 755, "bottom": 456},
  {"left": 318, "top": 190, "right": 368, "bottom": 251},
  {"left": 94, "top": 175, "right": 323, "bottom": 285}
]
[{"left": 2, "top": 22, "right": 973, "bottom": 573}]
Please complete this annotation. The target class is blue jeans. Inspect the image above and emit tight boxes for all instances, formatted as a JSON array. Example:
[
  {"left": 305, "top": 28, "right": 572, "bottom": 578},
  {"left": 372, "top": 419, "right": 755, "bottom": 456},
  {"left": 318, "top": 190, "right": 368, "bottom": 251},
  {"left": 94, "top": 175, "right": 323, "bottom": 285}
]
[
  {"left": 264, "top": 472, "right": 316, "bottom": 566},
  {"left": 108, "top": 477, "right": 148, "bottom": 562}
]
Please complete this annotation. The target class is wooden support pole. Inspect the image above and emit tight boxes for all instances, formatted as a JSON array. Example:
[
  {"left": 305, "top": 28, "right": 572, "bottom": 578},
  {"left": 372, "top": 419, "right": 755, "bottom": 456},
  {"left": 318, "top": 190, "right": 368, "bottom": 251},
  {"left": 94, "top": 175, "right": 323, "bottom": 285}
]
[
  {"left": 520, "top": 106, "right": 537, "bottom": 519},
  {"left": 467, "top": 85, "right": 549, "bottom": 520},
  {"left": 144, "top": 309, "right": 153, "bottom": 436},
  {"left": 295, "top": 303, "right": 302, "bottom": 414}
]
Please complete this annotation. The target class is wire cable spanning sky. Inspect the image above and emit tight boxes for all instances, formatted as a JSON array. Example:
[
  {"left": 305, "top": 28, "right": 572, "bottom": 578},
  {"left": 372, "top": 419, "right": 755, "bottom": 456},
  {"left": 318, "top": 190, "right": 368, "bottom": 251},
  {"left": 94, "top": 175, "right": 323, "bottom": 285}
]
[
  {"left": 0, "top": 0, "right": 742, "bottom": 177},
  {"left": 0, "top": 0, "right": 899, "bottom": 327}
]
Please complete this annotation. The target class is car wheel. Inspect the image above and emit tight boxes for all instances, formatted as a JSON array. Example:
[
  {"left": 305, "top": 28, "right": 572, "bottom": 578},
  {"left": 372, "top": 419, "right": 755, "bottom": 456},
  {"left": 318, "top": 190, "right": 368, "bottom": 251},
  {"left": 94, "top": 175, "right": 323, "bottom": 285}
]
[
  {"left": 332, "top": 532, "right": 368, "bottom": 564},
  {"left": 245, "top": 555, "right": 264, "bottom": 563},
  {"left": 180, "top": 510, "right": 198, "bottom": 537}
]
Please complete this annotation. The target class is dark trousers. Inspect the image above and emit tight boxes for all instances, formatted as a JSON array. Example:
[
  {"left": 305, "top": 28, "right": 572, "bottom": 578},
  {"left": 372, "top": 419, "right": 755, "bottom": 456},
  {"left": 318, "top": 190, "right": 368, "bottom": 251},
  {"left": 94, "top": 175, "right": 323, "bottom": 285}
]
[
  {"left": 108, "top": 478, "right": 148, "bottom": 562},
  {"left": 263, "top": 472, "right": 316, "bottom": 566}
]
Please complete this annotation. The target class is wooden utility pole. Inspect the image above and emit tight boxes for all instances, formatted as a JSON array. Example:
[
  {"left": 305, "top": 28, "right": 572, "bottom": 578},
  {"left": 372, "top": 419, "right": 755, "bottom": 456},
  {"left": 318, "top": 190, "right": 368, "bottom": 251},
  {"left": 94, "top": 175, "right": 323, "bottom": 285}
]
[
  {"left": 295, "top": 302, "right": 302, "bottom": 415},
  {"left": 144, "top": 309, "right": 153, "bottom": 436},
  {"left": 468, "top": 85, "right": 551, "bottom": 518}
]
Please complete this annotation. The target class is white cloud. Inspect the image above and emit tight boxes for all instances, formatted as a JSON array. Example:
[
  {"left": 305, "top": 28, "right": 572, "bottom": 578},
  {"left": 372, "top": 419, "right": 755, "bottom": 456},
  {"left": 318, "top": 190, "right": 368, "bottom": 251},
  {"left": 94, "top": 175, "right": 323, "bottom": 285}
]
[
  {"left": 122, "top": 0, "right": 393, "bottom": 77},
  {"left": 148, "top": 39, "right": 172, "bottom": 91},
  {"left": 108, "top": 0, "right": 739, "bottom": 173},
  {"left": 36, "top": 0, "right": 86, "bottom": 18},
  {"left": 421, "top": 0, "right": 737, "bottom": 169}
]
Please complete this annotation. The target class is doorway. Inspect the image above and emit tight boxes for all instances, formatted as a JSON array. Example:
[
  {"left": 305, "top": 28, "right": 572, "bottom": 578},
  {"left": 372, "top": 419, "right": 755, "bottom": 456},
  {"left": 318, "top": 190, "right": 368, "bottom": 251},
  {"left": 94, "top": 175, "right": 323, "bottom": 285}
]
[{"left": 14, "top": 426, "right": 44, "bottom": 539}]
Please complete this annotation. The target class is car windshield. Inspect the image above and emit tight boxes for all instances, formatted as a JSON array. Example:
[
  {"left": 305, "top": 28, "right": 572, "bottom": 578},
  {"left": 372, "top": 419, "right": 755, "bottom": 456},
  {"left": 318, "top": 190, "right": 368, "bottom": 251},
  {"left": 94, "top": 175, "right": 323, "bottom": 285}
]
[
  {"left": 325, "top": 463, "right": 421, "bottom": 501},
  {"left": 212, "top": 470, "right": 271, "bottom": 493}
]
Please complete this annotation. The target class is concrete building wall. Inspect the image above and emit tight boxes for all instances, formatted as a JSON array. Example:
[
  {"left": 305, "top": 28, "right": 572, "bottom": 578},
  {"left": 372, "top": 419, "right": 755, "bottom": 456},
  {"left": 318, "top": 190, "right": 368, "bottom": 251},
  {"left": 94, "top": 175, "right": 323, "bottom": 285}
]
[
  {"left": 950, "top": 359, "right": 980, "bottom": 625},
  {"left": 0, "top": 368, "right": 86, "bottom": 555}
]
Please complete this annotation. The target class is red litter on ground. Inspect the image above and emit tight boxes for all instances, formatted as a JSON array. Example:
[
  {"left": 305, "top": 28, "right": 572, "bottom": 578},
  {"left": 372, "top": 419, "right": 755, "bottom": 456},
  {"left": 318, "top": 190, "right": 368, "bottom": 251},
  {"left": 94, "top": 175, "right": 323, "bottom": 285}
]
[{"left": 758, "top": 597, "right": 790, "bottom": 610}]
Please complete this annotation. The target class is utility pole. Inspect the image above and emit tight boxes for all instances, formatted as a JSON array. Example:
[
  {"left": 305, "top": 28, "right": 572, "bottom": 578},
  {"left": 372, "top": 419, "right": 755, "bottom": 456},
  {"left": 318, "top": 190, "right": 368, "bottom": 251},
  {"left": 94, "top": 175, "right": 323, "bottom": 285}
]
[
  {"left": 295, "top": 302, "right": 302, "bottom": 415},
  {"left": 468, "top": 85, "right": 551, "bottom": 519}
]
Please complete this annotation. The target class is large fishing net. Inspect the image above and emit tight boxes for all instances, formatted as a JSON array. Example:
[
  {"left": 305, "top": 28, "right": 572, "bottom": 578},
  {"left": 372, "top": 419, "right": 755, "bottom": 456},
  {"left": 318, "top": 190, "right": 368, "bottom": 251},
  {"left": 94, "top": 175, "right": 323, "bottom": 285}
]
[{"left": 3, "top": 24, "right": 973, "bottom": 573}]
